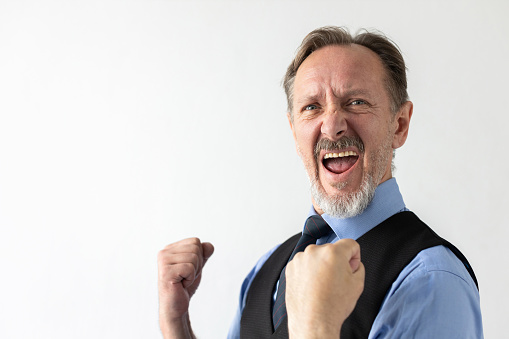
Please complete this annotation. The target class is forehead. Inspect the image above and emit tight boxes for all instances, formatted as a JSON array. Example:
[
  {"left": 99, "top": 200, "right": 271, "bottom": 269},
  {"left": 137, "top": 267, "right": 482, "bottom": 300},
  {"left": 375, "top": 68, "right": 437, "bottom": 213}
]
[{"left": 294, "top": 44, "right": 388, "bottom": 101}]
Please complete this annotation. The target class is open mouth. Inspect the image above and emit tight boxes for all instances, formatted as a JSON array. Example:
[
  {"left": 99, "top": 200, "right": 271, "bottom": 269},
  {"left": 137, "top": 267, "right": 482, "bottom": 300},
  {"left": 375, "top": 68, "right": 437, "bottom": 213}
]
[{"left": 322, "top": 151, "right": 359, "bottom": 174}]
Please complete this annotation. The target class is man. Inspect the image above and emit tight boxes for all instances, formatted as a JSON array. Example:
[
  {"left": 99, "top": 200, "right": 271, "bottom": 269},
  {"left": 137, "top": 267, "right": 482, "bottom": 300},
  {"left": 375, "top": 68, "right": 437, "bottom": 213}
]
[{"left": 158, "top": 26, "right": 483, "bottom": 338}]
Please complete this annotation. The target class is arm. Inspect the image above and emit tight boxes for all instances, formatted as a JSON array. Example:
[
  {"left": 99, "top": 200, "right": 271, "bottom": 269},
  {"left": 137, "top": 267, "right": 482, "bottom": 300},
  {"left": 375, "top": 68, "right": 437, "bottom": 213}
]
[
  {"left": 370, "top": 246, "right": 483, "bottom": 338},
  {"left": 157, "top": 238, "right": 214, "bottom": 339},
  {"left": 285, "top": 239, "right": 365, "bottom": 339}
]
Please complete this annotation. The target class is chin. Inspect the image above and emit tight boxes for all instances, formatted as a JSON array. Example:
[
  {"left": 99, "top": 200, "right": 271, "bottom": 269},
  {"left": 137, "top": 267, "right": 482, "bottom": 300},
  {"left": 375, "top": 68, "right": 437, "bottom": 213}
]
[{"left": 310, "top": 173, "right": 377, "bottom": 219}]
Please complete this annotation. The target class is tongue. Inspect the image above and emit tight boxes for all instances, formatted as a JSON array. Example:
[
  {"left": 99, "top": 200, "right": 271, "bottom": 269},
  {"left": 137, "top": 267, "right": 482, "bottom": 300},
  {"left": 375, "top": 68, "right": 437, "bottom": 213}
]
[{"left": 323, "top": 156, "right": 358, "bottom": 174}]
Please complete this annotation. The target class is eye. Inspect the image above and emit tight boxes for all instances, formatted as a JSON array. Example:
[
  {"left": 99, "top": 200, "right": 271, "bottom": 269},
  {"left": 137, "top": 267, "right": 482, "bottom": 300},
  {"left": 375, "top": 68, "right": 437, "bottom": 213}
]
[
  {"left": 350, "top": 99, "right": 366, "bottom": 106},
  {"left": 304, "top": 104, "right": 318, "bottom": 111}
]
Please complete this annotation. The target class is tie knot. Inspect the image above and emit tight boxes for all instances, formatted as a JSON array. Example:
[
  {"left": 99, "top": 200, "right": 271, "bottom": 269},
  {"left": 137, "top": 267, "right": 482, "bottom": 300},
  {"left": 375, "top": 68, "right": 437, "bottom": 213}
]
[{"left": 303, "top": 215, "right": 332, "bottom": 239}]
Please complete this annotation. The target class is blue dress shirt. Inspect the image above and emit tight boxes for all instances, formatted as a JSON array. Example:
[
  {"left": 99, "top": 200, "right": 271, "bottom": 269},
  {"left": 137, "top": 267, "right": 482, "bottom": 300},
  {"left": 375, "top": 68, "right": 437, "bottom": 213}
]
[{"left": 227, "top": 178, "right": 483, "bottom": 338}]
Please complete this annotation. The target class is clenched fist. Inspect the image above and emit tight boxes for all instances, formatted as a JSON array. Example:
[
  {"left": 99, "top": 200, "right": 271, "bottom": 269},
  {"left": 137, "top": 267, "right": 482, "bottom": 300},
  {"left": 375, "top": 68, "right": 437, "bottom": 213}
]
[
  {"left": 285, "top": 239, "right": 365, "bottom": 339},
  {"left": 157, "top": 238, "right": 214, "bottom": 339}
]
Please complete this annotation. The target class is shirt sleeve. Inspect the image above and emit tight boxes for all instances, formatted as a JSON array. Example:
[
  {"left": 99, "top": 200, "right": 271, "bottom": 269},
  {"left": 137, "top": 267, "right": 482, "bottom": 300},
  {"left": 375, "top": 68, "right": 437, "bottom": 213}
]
[
  {"left": 369, "top": 246, "right": 483, "bottom": 339},
  {"left": 227, "top": 244, "right": 280, "bottom": 339}
]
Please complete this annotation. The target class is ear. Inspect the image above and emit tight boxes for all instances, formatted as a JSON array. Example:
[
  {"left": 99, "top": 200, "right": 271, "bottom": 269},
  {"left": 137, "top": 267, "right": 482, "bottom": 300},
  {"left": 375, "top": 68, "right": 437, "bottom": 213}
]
[
  {"left": 392, "top": 101, "right": 413, "bottom": 149},
  {"left": 286, "top": 112, "right": 297, "bottom": 142}
]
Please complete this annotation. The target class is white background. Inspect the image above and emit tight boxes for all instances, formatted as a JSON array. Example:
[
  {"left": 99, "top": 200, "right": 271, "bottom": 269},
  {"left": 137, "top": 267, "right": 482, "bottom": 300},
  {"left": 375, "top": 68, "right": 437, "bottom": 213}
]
[{"left": 0, "top": 0, "right": 507, "bottom": 338}]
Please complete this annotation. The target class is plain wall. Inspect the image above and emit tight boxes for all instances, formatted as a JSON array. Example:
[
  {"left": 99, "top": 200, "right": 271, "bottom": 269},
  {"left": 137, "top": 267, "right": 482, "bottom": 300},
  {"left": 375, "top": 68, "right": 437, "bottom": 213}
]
[{"left": 0, "top": 0, "right": 507, "bottom": 338}]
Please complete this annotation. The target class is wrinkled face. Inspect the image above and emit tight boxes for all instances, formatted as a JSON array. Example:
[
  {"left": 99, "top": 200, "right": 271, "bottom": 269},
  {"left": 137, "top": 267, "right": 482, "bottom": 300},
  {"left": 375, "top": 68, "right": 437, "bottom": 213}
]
[{"left": 289, "top": 44, "right": 411, "bottom": 217}]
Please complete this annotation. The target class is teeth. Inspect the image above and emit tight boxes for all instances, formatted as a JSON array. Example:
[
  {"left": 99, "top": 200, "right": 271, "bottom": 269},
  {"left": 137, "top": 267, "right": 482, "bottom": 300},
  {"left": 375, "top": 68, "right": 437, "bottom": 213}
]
[{"left": 324, "top": 151, "right": 358, "bottom": 159}]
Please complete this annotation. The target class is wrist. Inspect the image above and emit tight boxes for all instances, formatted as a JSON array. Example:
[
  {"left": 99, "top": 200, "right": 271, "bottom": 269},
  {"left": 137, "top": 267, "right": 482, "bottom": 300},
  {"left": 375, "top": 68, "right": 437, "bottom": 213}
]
[
  {"left": 288, "top": 317, "right": 342, "bottom": 339},
  {"left": 160, "top": 312, "right": 195, "bottom": 339}
]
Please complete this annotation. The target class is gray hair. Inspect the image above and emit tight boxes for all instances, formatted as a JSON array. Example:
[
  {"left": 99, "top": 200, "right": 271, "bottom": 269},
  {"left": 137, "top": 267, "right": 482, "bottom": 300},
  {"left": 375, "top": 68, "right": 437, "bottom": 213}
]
[{"left": 283, "top": 26, "right": 409, "bottom": 118}]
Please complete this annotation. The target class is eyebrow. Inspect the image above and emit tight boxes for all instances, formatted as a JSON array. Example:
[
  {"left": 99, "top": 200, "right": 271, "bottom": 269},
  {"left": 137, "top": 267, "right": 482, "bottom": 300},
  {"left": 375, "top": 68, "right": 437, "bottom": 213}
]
[
  {"left": 336, "top": 89, "right": 373, "bottom": 99},
  {"left": 295, "top": 93, "right": 323, "bottom": 105},
  {"left": 295, "top": 88, "right": 373, "bottom": 105}
]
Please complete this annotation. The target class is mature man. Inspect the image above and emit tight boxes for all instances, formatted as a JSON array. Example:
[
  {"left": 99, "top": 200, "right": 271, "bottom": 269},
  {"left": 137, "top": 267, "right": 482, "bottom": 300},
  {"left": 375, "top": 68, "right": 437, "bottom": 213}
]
[{"left": 158, "top": 26, "right": 483, "bottom": 338}]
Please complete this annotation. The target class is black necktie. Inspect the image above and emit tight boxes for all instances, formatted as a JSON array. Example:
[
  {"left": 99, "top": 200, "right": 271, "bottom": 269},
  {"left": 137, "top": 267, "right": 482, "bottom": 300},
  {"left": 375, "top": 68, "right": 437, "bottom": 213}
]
[{"left": 272, "top": 215, "right": 333, "bottom": 330}]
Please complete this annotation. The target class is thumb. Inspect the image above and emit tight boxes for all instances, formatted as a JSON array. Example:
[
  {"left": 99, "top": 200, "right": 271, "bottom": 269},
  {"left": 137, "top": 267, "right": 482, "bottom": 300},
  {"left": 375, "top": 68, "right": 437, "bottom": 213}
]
[
  {"left": 202, "top": 242, "right": 215, "bottom": 265},
  {"left": 334, "top": 239, "right": 361, "bottom": 272},
  {"left": 349, "top": 256, "right": 361, "bottom": 273}
]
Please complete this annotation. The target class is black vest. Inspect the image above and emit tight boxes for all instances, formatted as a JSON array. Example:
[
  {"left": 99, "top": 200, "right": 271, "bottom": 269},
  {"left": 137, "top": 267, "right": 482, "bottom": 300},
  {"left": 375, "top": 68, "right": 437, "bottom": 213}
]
[{"left": 240, "top": 211, "right": 478, "bottom": 339}]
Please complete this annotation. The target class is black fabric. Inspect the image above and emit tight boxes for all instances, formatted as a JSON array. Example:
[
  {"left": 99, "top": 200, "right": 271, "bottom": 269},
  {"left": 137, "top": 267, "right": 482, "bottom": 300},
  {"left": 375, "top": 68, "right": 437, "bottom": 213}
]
[
  {"left": 240, "top": 233, "right": 300, "bottom": 339},
  {"left": 240, "top": 211, "right": 478, "bottom": 339}
]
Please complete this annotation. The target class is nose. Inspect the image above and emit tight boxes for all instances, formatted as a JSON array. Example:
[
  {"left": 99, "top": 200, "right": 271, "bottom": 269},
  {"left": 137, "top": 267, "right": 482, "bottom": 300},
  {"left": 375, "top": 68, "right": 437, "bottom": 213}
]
[{"left": 321, "top": 108, "right": 347, "bottom": 141}]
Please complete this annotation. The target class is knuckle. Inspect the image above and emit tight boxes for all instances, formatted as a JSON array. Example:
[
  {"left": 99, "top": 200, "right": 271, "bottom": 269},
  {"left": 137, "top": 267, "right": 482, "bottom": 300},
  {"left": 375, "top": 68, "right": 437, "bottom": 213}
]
[
  {"left": 157, "top": 249, "right": 167, "bottom": 263},
  {"left": 189, "top": 252, "right": 200, "bottom": 265},
  {"left": 352, "top": 239, "right": 361, "bottom": 250},
  {"left": 303, "top": 244, "right": 317, "bottom": 254},
  {"left": 173, "top": 262, "right": 194, "bottom": 278},
  {"left": 188, "top": 237, "right": 201, "bottom": 245},
  {"left": 291, "top": 252, "right": 304, "bottom": 265},
  {"left": 178, "top": 261, "right": 195, "bottom": 275},
  {"left": 182, "top": 262, "right": 194, "bottom": 271}
]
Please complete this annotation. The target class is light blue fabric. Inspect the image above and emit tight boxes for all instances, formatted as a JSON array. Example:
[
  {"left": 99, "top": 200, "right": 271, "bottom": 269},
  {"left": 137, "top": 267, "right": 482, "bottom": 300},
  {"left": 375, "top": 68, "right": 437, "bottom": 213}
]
[{"left": 227, "top": 178, "right": 483, "bottom": 338}]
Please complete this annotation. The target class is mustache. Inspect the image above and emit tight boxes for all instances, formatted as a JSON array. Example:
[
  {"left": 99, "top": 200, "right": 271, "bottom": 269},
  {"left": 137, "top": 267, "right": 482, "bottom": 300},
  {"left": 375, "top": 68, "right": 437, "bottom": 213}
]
[{"left": 314, "top": 136, "right": 365, "bottom": 161}]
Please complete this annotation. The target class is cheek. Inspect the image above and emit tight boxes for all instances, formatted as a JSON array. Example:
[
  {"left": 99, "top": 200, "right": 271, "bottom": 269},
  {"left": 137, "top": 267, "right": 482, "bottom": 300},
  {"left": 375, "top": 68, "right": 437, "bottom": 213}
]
[
  {"left": 360, "top": 119, "right": 391, "bottom": 145},
  {"left": 295, "top": 122, "right": 320, "bottom": 151},
  {"left": 294, "top": 128, "right": 320, "bottom": 171}
]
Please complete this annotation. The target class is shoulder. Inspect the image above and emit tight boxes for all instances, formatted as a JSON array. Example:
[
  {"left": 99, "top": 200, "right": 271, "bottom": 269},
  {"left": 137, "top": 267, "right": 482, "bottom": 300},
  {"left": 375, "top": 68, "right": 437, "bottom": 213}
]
[
  {"left": 370, "top": 245, "right": 483, "bottom": 338},
  {"left": 391, "top": 245, "right": 478, "bottom": 293}
]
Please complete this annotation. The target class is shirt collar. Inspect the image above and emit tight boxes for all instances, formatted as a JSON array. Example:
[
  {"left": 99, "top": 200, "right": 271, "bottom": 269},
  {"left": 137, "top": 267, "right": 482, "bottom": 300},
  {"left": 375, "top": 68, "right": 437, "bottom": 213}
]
[{"left": 307, "top": 178, "right": 406, "bottom": 241}]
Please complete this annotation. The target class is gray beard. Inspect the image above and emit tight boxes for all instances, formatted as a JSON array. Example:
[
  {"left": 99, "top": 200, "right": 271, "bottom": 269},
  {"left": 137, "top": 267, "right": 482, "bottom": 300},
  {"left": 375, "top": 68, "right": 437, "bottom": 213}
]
[{"left": 310, "top": 172, "right": 377, "bottom": 219}]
